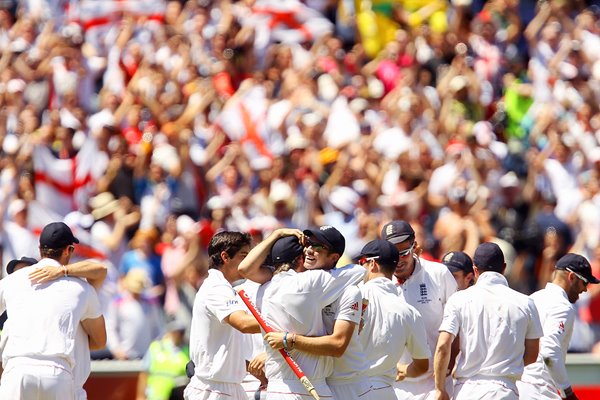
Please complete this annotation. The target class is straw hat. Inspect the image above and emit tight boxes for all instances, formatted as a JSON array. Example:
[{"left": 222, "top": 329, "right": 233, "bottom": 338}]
[{"left": 90, "top": 192, "right": 119, "bottom": 220}]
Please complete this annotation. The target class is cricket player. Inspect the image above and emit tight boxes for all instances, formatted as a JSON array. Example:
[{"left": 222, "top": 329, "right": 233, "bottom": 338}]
[
  {"left": 518, "top": 253, "right": 599, "bottom": 400},
  {"left": 239, "top": 226, "right": 366, "bottom": 400},
  {"left": 441, "top": 251, "right": 475, "bottom": 290},
  {"left": 358, "top": 239, "right": 430, "bottom": 399},
  {"left": 381, "top": 220, "right": 458, "bottom": 399},
  {"left": 433, "top": 242, "right": 543, "bottom": 400},
  {"left": 0, "top": 222, "right": 106, "bottom": 400},
  {"left": 184, "top": 231, "right": 261, "bottom": 400}
]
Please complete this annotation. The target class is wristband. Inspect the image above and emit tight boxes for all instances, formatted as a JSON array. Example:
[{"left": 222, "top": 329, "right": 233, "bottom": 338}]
[
  {"left": 62, "top": 265, "right": 68, "bottom": 277},
  {"left": 283, "top": 332, "right": 288, "bottom": 350},
  {"left": 563, "top": 387, "right": 574, "bottom": 398}
]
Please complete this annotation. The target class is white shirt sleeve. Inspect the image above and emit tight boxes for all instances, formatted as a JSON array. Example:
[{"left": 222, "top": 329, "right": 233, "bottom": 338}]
[
  {"left": 82, "top": 284, "right": 102, "bottom": 320},
  {"left": 0, "top": 280, "right": 6, "bottom": 314},
  {"left": 440, "top": 268, "right": 458, "bottom": 306},
  {"left": 334, "top": 285, "right": 362, "bottom": 325},
  {"left": 206, "top": 282, "right": 246, "bottom": 322},
  {"left": 438, "top": 294, "right": 460, "bottom": 336},
  {"left": 526, "top": 298, "right": 544, "bottom": 340},
  {"left": 539, "top": 305, "right": 575, "bottom": 389},
  {"left": 303, "top": 264, "right": 365, "bottom": 309},
  {"left": 406, "top": 306, "right": 432, "bottom": 360}
]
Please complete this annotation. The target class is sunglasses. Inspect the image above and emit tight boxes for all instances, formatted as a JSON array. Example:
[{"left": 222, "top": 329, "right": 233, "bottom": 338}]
[
  {"left": 398, "top": 243, "right": 415, "bottom": 258},
  {"left": 359, "top": 256, "right": 379, "bottom": 265},
  {"left": 566, "top": 267, "right": 589, "bottom": 287},
  {"left": 305, "top": 239, "right": 330, "bottom": 252}
]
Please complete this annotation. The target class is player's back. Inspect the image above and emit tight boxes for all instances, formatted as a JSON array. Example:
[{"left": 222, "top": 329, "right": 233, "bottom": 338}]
[{"left": 0, "top": 261, "right": 97, "bottom": 368}]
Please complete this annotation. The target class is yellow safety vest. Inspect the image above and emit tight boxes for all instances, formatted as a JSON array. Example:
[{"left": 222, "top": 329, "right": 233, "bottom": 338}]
[{"left": 146, "top": 338, "right": 190, "bottom": 400}]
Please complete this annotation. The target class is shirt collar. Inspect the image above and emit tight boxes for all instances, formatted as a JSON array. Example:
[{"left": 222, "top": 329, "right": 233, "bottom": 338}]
[
  {"left": 369, "top": 276, "right": 397, "bottom": 293},
  {"left": 396, "top": 256, "right": 421, "bottom": 285},
  {"left": 545, "top": 282, "right": 569, "bottom": 301},
  {"left": 476, "top": 271, "right": 509, "bottom": 287},
  {"left": 36, "top": 258, "right": 61, "bottom": 268}
]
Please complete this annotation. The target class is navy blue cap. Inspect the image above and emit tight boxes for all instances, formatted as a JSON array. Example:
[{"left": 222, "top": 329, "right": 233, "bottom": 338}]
[
  {"left": 7, "top": 256, "right": 37, "bottom": 275},
  {"left": 556, "top": 253, "right": 599, "bottom": 284},
  {"left": 269, "top": 236, "right": 304, "bottom": 265},
  {"left": 442, "top": 251, "right": 473, "bottom": 274},
  {"left": 39, "top": 222, "right": 79, "bottom": 249},
  {"left": 381, "top": 220, "right": 415, "bottom": 244},
  {"left": 473, "top": 242, "right": 505, "bottom": 272},
  {"left": 303, "top": 226, "right": 345, "bottom": 255},
  {"left": 358, "top": 239, "right": 399, "bottom": 268}
]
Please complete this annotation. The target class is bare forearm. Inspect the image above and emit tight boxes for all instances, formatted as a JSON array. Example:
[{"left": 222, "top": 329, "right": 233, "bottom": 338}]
[
  {"left": 67, "top": 261, "right": 108, "bottom": 289},
  {"left": 434, "top": 341, "right": 452, "bottom": 390}
]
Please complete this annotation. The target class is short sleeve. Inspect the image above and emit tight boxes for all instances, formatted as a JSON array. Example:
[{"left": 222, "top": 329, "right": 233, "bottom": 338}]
[
  {"left": 82, "top": 283, "right": 102, "bottom": 320},
  {"left": 334, "top": 285, "right": 362, "bottom": 325},
  {"left": 440, "top": 268, "right": 458, "bottom": 305},
  {"left": 0, "top": 279, "right": 6, "bottom": 314},
  {"left": 438, "top": 294, "right": 460, "bottom": 336},
  {"left": 526, "top": 298, "right": 543, "bottom": 340},
  {"left": 206, "top": 282, "right": 245, "bottom": 322}
]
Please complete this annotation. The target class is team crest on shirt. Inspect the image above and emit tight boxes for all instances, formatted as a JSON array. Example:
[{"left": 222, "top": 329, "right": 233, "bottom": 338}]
[
  {"left": 558, "top": 321, "right": 565, "bottom": 333},
  {"left": 417, "top": 283, "right": 431, "bottom": 304},
  {"left": 350, "top": 302, "right": 359, "bottom": 311},
  {"left": 358, "top": 299, "right": 368, "bottom": 335}
]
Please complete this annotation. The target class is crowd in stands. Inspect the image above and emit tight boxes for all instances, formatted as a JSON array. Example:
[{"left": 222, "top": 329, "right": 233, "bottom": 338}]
[{"left": 2, "top": 0, "right": 600, "bottom": 362}]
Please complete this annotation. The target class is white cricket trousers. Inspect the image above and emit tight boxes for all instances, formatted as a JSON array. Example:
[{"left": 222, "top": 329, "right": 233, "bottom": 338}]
[
  {"left": 184, "top": 376, "right": 247, "bottom": 400},
  {"left": 454, "top": 377, "right": 519, "bottom": 400},
  {"left": 241, "top": 374, "right": 267, "bottom": 400},
  {"left": 265, "top": 379, "right": 333, "bottom": 400},
  {"left": 0, "top": 357, "right": 75, "bottom": 400},
  {"left": 328, "top": 377, "right": 374, "bottom": 399},
  {"left": 516, "top": 380, "right": 562, "bottom": 400},
  {"left": 394, "top": 374, "right": 454, "bottom": 400}
]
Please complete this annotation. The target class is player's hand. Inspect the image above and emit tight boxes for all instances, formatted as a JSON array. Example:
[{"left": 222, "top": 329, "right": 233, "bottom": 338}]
[
  {"left": 395, "top": 363, "right": 408, "bottom": 381},
  {"left": 247, "top": 352, "right": 267, "bottom": 377},
  {"left": 273, "top": 228, "right": 304, "bottom": 241},
  {"left": 264, "top": 332, "right": 286, "bottom": 350},
  {"left": 433, "top": 389, "right": 450, "bottom": 400},
  {"left": 28, "top": 266, "right": 63, "bottom": 284}
]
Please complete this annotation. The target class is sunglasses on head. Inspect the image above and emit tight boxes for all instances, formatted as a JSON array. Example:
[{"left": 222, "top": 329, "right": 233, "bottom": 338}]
[{"left": 359, "top": 256, "right": 379, "bottom": 265}]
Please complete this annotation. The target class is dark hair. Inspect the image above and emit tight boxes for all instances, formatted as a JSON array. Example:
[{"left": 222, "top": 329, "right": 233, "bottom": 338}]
[
  {"left": 208, "top": 231, "right": 251, "bottom": 269},
  {"left": 378, "top": 260, "right": 397, "bottom": 276},
  {"left": 39, "top": 245, "right": 68, "bottom": 260}
]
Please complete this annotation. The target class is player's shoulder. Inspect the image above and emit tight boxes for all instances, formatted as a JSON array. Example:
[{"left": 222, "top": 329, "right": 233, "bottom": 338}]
[{"left": 420, "top": 258, "right": 454, "bottom": 280}]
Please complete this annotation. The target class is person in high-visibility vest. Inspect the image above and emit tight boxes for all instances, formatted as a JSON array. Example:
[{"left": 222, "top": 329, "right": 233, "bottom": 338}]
[{"left": 137, "top": 321, "right": 190, "bottom": 400}]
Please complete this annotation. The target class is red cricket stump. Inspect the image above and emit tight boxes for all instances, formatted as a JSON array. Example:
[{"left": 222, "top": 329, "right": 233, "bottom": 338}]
[{"left": 238, "top": 289, "right": 321, "bottom": 400}]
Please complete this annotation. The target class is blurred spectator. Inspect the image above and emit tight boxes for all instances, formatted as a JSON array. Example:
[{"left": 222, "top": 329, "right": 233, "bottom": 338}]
[
  {"left": 3, "top": 0, "right": 600, "bottom": 354},
  {"left": 106, "top": 268, "right": 165, "bottom": 360}
]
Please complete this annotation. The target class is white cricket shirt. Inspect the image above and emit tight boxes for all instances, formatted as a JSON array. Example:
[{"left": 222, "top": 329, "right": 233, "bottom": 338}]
[
  {"left": 520, "top": 283, "right": 575, "bottom": 391},
  {"left": 188, "top": 269, "right": 249, "bottom": 383},
  {"left": 258, "top": 264, "right": 366, "bottom": 382},
  {"left": 439, "top": 271, "right": 543, "bottom": 380},
  {"left": 361, "top": 277, "right": 430, "bottom": 386},
  {"left": 323, "top": 284, "right": 367, "bottom": 383},
  {"left": 395, "top": 257, "right": 457, "bottom": 379},
  {"left": 0, "top": 258, "right": 102, "bottom": 370}
]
